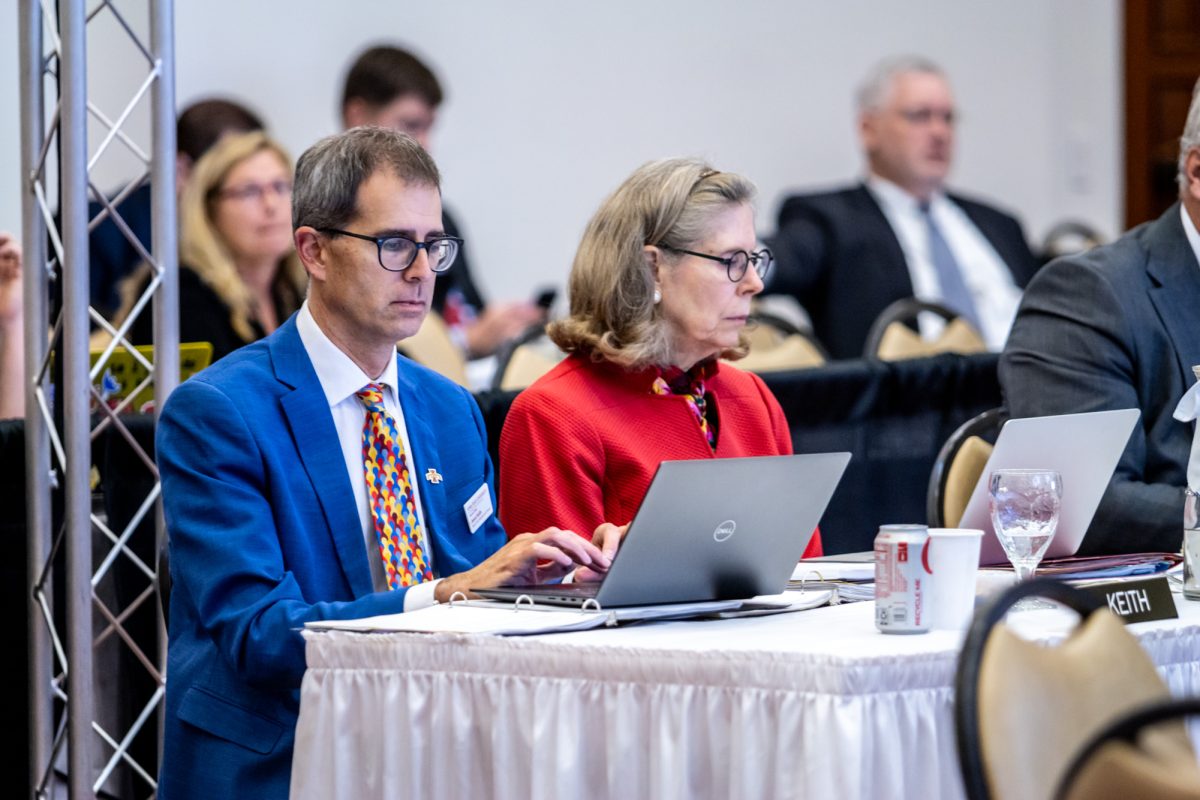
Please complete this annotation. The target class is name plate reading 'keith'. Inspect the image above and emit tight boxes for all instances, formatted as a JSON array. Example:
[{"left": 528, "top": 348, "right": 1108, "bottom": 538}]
[{"left": 1079, "top": 577, "right": 1178, "bottom": 624}]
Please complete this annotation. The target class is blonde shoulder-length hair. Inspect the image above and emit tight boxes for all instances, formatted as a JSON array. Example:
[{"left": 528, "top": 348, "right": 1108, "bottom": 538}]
[
  {"left": 548, "top": 157, "right": 756, "bottom": 369},
  {"left": 117, "top": 130, "right": 307, "bottom": 343}
]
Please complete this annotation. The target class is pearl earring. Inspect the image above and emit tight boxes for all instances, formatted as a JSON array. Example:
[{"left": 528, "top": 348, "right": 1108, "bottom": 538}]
[{"left": 653, "top": 288, "right": 662, "bottom": 304}]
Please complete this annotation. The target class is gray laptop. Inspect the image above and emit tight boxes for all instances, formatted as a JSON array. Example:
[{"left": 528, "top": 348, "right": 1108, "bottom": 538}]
[
  {"left": 475, "top": 452, "right": 851, "bottom": 607},
  {"left": 958, "top": 408, "right": 1141, "bottom": 565}
]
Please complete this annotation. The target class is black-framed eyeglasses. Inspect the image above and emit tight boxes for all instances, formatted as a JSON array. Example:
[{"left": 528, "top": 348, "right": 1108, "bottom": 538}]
[
  {"left": 318, "top": 228, "right": 462, "bottom": 273},
  {"left": 658, "top": 244, "right": 773, "bottom": 283}
]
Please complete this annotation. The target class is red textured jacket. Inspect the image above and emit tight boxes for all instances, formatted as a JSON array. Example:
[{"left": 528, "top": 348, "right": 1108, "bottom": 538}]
[{"left": 498, "top": 353, "right": 822, "bottom": 557}]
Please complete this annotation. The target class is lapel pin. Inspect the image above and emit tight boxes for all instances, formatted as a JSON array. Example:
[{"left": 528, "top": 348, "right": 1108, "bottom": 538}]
[{"left": 425, "top": 468, "right": 443, "bottom": 484}]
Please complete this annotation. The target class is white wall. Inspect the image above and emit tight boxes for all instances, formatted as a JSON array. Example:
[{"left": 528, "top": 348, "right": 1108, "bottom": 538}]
[{"left": 3, "top": 0, "right": 1122, "bottom": 302}]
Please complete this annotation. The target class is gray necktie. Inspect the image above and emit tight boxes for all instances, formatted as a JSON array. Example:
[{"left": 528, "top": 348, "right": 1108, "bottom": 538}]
[{"left": 919, "top": 203, "right": 981, "bottom": 332}]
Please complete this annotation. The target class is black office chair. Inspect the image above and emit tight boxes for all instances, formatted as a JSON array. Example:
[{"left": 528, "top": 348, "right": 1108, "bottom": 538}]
[
  {"left": 863, "top": 298, "right": 986, "bottom": 361},
  {"left": 926, "top": 407, "right": 1007, "bottom": 527}
]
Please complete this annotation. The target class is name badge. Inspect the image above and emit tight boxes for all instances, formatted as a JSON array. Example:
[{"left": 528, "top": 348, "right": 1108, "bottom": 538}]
[
  {"left": 1080, "top": 577, "right": 1178, "bottom": 624},
  {"left": 463, "top": 483, "right": 494, "bottom": 534}
]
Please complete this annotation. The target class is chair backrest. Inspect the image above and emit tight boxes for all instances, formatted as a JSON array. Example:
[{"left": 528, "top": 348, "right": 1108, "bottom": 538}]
[
  {"left": 1056, "top": 698, "right": 1200, "bottom": 800},
  {"left": 492, "top": 323, "right": 564, "bottom": 391},
  {"left": 732, "top": 311, "right": 827, "bottom": 372},
  {"left": 927, "top": 407, "right": 1007, "bottom": 527},
  {"left": 864, "top": 298, "right": 987, "bottom": 361},
  {"left": 956, "top": 579, "right": 1176, "bottom": 800},
  {"left": 1040, "top": 219, "right": 1105, "bottom": 263},
  {"left": 399, "top": 313, "right": 469, "bottom": 387}
]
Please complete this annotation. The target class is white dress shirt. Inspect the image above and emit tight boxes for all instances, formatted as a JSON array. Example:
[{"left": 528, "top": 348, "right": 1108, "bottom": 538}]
[
  {"left": 1182, "top": 203, "right": 1200, "bottom": 270},
  {"left": 866, "top": 175, "right": 1024, "bottom": 350},
  {"left": 296, "top": 302, "right": 441, "bottom": 610}
]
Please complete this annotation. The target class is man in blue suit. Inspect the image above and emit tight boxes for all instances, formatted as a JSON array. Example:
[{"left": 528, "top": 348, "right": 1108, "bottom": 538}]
[{"left": 155, "top": 126, "right": 613, "bottom": 799}]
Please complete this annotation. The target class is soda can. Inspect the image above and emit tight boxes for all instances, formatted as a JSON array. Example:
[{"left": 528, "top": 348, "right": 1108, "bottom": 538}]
[{"left": 874, "top": 524, "right": 931, "bottom": 634}]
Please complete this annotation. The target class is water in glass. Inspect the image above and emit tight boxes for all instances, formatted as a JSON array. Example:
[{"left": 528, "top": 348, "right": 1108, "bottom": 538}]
[{"left": 989, "top": 469, "right": 1063, "bottom": 609}]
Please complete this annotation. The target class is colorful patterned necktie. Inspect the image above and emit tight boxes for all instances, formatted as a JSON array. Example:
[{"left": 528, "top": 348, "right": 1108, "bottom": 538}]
[
  {"left": 651, "top": 366, "right": 717, "bottom": 451},
  {"left": 356, "top": 383, "right": 434, "bottom": 589}
]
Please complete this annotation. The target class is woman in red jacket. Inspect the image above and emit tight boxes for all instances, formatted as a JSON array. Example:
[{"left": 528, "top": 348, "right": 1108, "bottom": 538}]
[{"left": 499, "top": 158, "right": 821, "bottom": 558}]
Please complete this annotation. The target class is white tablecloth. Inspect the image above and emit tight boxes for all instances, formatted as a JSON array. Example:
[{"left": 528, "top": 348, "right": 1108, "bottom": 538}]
[{"left": 291, "top": 598, "right": 1200, "bottom": 800}]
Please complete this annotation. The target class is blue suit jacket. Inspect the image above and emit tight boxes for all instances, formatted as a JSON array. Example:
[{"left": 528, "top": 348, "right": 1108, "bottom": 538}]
[{"left": 156, "top": 315, "right": 507, "bottom": 799}]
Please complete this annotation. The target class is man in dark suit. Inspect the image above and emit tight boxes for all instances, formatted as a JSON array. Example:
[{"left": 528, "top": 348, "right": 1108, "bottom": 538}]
[
  {"left": 155, "top": 128, "right": 614, "bottom": 799},
  {"left": 999, "top": 76, "right": 1200, "bottom": 556},
  {"left": 767, "top": 56, "right": 1039, "bottom": 360}
]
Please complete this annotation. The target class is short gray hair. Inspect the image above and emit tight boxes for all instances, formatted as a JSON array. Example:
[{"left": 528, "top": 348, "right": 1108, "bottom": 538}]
[
  {"left": 856, "top": 55, "right": 946, "bottom": 112},
  {"left": 292, "top": 126, "right": 440, "bottom": 231},
  {"left": 1179, "top": 76, "right": 1200, "bottom": 192}
]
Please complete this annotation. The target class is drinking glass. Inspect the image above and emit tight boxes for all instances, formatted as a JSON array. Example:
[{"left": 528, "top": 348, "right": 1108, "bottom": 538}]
[{"left": 988, "top": 469, "right": 1063, "bottom": 610}]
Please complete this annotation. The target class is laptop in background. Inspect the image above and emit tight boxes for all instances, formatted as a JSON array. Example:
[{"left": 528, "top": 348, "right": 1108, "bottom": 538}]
[
  {"left": 91, "top": 342, "right": 213, "bottom": 413},
  {"left": 957, "top": 409, "right": 1140, "bottom": 565},
  {"left": 476, "top": 452, "right": 851, "bottom": 607}
]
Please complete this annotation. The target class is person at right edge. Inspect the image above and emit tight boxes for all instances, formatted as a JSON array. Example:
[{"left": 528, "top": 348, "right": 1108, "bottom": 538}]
[{"left": 1000, "top": 75, "right": 1200, "bottom": 556}]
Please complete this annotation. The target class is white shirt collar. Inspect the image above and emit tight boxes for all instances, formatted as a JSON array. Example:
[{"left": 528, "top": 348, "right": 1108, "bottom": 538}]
[
  {"left": 295, "top": 301, "right": 399, "bottom": 409},
  {"left": 865, "top": 173, "right": 947, "bottom": 215},
  {"left": 1181, "top": 203, "right": 1200, "bottom": 272}
]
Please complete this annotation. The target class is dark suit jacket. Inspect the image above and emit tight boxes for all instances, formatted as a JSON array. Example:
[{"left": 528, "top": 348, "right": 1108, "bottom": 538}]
[
  {"left": 434, "top": 207, "right": 486, "bottom": 317},
  {"left": 1000, "top": 203, "right": 1200, "bottom": 555},
  {"left": 89, "top": 182, "right": 153, "bottom": 318},
  {"left": 156, "top": 315, "right": 506, "bottom": 799},
  {"left": 768, "top": 183, "right": 1038, "bottom": 359},
  {"left": 125, "top": 263, "right": 290, "bottom": 362}
]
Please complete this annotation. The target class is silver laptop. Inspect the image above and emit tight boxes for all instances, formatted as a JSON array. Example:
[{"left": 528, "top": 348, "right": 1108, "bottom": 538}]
[
  {"left": 957, "top": 409, "right": 1140, "bottom": 565},
  {"left": 476, "top": 452, "right": 851, "bottom": 607}
]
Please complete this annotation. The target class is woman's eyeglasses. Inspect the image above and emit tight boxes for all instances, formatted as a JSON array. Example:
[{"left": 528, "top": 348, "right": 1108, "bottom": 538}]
[{"left": 658, "top": 244, "right": 773, "bottom": 283}]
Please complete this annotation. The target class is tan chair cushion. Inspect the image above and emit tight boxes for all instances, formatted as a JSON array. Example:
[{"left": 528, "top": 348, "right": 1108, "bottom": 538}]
[
  {"left": 744, "top": 321, "right": 787, "bottom": 351},
  {"left": 731, "top": 334, "right": 825, "bottom": 373},
  {"left": 875, "top": 317, "right": 987, "bottom": 361},
  {"left": 943, "top": 435, "right": 992, "bottom": 527},
  {"left": 498, "top": 341, "right": 564, "bottom": 391},
  {"left": 400, "top": 314, "right": 469, "bottom": 387},
  {"left": 979, "top": 610, "right": 1179, "bottom": 800},
  {"left": 1063, "top": 735, "right": 1200, "bottom": 800}
]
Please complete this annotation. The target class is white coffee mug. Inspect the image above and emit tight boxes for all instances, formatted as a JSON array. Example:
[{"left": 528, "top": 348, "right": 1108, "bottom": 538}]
[{"left": 925, "top": 528, "right": 984, "bottom": 630}]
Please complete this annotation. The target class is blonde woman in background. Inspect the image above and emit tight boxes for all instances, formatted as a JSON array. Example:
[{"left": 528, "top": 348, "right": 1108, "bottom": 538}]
[{"left": 117, "top": 130, "right": 306, "bottom": 361}]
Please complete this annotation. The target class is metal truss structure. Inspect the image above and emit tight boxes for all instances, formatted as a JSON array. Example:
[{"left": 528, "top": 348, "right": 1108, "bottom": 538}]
[{"left": 20, "top": 0, "right": 177, "bottom": 796}]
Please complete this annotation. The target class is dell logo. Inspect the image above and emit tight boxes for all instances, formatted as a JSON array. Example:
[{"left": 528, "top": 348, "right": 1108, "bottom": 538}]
[{"left": 713, "top": 520, "right": 736, "bottom": 542}]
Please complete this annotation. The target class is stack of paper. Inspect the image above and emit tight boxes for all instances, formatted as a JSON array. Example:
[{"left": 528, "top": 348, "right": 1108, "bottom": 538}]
[
  {"left": 306, "top": 598, "right": 744, "bottom": 636},
  {"left": 305, "top": 592, "right": 840, "bottom": 636},
  {"left": 711, "top": 590, "right": 834, "bottom": 618},
  {"left": 989, "top": 552, "right": 1181, "bottom": 581},
  {"left": 788, "top": 559, "right": 875, "bottom": 603}
]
